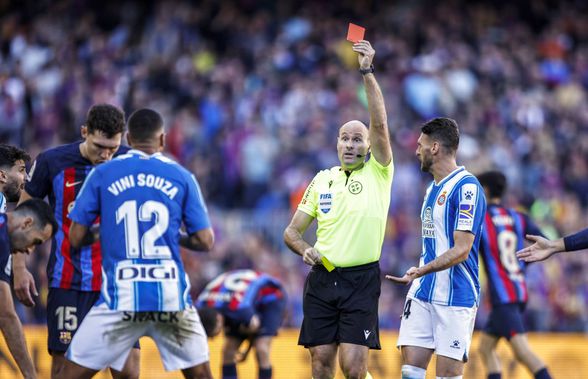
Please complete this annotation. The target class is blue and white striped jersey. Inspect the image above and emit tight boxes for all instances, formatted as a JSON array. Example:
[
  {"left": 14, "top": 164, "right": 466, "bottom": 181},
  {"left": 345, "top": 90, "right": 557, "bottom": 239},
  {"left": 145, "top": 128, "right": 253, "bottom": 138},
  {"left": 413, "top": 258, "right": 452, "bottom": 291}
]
[
  {"left": 408, "top": 167, "right": 486, "bottom": 307},
  {"left": 69, "top": 149, "right": 211, "bottom": 312}
]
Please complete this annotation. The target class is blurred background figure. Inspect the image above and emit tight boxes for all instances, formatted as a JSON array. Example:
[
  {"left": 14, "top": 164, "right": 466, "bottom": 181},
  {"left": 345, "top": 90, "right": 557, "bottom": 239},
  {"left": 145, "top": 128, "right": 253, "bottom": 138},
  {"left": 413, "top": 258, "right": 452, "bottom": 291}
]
[
  {"left": 196, "top": 270, "right": 286, "bottom": 379},
  {"left": 477, "top": 171, "right": 552, "bottom": 379}
]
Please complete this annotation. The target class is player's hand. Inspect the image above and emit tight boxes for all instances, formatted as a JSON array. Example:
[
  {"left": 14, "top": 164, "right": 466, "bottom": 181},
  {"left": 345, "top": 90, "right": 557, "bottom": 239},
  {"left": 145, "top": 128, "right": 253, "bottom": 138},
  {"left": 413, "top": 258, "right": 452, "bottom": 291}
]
[
  {"left": 234, "top": 349, "right": 248, "bottom": 363},
  {"left": 516, "top": 234, "right": 559, "bottom": 263},
  {"left": 352, "top": 40, "right": 375, "bottom": 70},
  {"left": 385, "top": 266, "right": 419, "bottom": 285},
  {"left": 302, "top": 247, "right": 322, "bottom": 266},
  {"left": 235, "top": 339, "right": 253, "bottom": 363},
  {"left": 13, "top": 266, "right": 38, "bottom": 307}
]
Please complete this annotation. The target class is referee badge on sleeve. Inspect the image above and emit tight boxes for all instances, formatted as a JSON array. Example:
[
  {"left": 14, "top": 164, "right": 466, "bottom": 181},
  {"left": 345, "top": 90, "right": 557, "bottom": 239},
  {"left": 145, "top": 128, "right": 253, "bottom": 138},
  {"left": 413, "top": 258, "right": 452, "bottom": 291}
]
[{"left": 319, "top": 193, "right": 332, "bottom": 214}]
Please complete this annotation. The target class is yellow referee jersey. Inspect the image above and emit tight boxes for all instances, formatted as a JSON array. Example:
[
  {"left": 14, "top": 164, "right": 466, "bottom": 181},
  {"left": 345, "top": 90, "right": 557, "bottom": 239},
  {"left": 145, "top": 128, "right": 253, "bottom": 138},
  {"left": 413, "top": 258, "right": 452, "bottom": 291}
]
[{"left": 298, "top": 157, "right": 394, "bottom": 267}]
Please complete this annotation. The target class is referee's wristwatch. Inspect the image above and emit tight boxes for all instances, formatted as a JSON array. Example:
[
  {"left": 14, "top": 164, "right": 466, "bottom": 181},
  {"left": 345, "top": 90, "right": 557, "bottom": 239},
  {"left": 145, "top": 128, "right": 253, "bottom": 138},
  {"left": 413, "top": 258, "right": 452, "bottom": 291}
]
[{"left": 359, "top": 64, "right": 375, "bottom": 75}]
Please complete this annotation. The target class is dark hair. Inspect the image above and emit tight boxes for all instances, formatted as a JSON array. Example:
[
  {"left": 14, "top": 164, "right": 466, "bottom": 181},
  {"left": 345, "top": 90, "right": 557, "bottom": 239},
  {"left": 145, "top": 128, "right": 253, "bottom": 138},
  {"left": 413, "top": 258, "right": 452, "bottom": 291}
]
[
  {"left": 197, "top": 307, "right": 221, "bottom": 338},
  {"left": 85, "top": 104, "right": 126, "bottom": 138},
  {"left": 127, "top": 108, "right": 164, "bottom": 143},
  {"left": 15, "top": 199, "right": 58, "bottom": 237},
  {"left": 421, "top": 117, "right": 460, "bottom": 153},
  {"left": 477, "top": 171, "right": 507, "bottom": 199},
  {"left": 0, "top": 144, "right": 30, "bottom": 169}
]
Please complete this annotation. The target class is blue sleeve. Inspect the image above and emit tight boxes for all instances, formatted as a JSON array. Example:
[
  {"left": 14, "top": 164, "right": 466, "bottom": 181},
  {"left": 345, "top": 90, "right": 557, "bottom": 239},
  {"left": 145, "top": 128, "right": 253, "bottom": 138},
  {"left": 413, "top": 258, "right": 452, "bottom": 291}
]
[
  {"left": 182, "top": 173, "right": 211, "bottom": 234},
  {"left": 68, "top": 168, "right": 101, "bottom": 226},
  {"left": 454, "top": 180, "right": 486, "bottom": 235},
  {"left": 563, "top": 228, "right": 588, "bottom": 252},
  {"left": 25, "top": 151, "right": 51, "bottom": 198}
]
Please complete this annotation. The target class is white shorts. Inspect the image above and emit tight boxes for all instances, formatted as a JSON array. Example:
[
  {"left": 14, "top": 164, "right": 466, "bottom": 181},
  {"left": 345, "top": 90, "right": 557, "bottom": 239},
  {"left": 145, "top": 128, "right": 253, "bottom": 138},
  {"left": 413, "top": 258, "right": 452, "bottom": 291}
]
[
  {"left": 66, "top": 303, "right": 209, "bottom": 372},
  {"left": 397, "top": 297, "right": 477, "bottom": 362}
]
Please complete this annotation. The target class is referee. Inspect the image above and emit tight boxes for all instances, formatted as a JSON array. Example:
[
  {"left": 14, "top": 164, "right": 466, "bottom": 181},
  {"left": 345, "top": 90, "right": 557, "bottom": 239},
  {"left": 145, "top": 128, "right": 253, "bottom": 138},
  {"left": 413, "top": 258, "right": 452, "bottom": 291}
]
[{"left": 284, "top": 40, "right": 393, "bottom": 379}]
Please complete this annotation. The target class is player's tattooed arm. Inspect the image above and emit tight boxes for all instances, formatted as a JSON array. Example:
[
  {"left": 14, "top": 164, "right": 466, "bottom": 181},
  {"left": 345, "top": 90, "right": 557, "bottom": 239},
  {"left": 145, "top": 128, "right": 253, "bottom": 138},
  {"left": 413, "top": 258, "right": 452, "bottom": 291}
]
[{"left": 386, "top": 231, "right": 475, "bottom": 285}]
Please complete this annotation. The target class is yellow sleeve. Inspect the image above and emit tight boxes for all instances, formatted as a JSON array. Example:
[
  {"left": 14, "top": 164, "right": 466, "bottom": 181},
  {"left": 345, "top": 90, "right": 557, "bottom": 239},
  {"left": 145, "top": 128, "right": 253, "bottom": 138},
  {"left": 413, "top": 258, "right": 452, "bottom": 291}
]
[{"left": 297, "top": 171, "right": 323, "bottom": 218}]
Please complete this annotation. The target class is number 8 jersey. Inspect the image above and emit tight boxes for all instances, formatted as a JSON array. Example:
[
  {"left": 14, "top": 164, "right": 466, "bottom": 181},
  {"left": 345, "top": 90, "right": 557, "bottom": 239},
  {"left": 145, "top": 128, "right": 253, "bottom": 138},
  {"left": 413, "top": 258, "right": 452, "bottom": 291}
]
[
  {"left": 479, "top": 204, "right": 543, "bottom": 306},
  {"left": 68, "top": 150, "right": 211, "bottom": 312}
]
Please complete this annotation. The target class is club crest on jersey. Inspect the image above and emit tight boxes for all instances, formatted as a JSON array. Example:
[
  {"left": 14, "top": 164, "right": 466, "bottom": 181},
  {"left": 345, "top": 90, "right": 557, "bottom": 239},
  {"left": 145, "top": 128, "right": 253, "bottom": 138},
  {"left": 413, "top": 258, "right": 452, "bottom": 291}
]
[
  {"left": 437, "top": 191, "right": 447, "bottom": 205},
  {"left": 59, "top": 331, "right": 72, "bottom": 344},
  {"left": 348, "top": 180, "right": 363, "bottom": 194},
  {"left": 319, "top": 193, "right": 332, "bottom": 213}
]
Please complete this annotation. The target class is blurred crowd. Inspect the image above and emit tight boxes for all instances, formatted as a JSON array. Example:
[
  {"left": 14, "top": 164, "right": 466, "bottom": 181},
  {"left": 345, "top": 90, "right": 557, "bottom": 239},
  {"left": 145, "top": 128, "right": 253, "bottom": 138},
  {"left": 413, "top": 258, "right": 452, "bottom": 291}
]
[{"left": 1, "top": 0, "right": 588, "bottom": 331}]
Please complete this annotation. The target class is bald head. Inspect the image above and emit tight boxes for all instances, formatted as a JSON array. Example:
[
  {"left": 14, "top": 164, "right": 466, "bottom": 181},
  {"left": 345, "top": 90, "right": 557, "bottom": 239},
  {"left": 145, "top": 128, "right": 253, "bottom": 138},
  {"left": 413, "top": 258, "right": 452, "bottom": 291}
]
[{"left": 339, "top": 120, "right": 369, "bottom": 138}]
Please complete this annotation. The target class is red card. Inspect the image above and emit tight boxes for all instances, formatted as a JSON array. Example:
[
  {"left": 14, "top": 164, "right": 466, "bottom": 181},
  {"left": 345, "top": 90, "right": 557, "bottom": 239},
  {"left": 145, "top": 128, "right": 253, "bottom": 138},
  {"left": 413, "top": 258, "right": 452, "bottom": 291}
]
[{"left": 346, "top": 23, "right": 365, "bottom": 43}]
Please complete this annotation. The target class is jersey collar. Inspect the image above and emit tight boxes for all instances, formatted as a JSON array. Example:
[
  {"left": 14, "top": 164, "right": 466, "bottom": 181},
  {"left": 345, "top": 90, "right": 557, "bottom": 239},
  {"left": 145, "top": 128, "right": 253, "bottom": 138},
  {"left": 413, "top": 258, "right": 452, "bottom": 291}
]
[
  {"left": 127, "top": 149, "right": 163, "bottom": 158},
  {"left": 434, "top": 166, "right": 465, "bottom": 187}
]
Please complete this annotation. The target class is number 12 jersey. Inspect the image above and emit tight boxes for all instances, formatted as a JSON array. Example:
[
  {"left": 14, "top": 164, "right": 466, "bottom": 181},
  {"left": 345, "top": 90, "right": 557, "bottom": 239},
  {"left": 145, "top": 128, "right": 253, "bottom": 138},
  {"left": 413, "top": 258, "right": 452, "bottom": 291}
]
[{"left": 69, "top": 150, "right": 211, "bottom": 312}]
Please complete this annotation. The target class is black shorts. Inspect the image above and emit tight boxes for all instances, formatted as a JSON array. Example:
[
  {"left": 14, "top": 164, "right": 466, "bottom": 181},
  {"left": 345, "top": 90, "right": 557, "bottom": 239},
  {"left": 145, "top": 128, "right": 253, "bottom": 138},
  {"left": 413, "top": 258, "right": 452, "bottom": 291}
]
[
  {"left": 484, "top": 302, "right": 526, "bottom": 340},
  {"left": 225, "top": 296, "right": 287, "bottom": 339},
  {"left": 47, "top": 288, "right": 140, "bottom": 353},
  {"left": 298, "top": 261, "right": 381, "bottom": 349}
]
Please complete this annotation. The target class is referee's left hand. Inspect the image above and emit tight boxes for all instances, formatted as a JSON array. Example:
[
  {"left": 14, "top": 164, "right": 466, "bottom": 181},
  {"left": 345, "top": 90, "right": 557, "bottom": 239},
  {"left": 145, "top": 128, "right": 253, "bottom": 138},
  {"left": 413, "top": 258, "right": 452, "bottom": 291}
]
[
  {"left": 385, "top": 266, "right": 419, "bottom": 285},
  {"left": 302, "top": 247, "right": 322, "bottom": 266},
  {"left": 352, "top": 40, "right": 375, "bottom": 70}
]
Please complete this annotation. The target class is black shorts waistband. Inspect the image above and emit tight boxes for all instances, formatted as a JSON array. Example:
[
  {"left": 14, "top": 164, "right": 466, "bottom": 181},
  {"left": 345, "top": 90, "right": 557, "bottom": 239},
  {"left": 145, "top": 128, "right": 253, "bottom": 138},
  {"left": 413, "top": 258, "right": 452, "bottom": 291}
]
[{"left": 312, "top": 260, "right": 379, "bottom": 272}]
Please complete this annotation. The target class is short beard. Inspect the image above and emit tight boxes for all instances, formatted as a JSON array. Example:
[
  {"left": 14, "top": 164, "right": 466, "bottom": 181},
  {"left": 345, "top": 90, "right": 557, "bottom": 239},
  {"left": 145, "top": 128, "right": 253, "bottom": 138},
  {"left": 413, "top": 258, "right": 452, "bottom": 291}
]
[
  {"left": 4, "top": 183, "right": 21, "bottom": 202},
  {"left": 420, "top": 157, "right": 432, "bottom": 173}
]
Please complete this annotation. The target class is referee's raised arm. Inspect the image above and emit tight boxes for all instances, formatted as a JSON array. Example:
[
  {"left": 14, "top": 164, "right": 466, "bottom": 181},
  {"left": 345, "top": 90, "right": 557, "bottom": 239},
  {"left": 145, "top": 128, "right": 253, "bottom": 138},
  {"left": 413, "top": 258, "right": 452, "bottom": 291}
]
[{"left": 353, "top": 40, "right": 392, "bottom": 167}]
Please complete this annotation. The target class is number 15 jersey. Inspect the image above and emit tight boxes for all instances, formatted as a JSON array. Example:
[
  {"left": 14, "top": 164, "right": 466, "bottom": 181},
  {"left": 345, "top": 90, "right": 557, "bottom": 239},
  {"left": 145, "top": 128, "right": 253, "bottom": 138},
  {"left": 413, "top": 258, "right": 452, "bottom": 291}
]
[{"left": 68, "top": 149, "right": 211, "bottom": 312}]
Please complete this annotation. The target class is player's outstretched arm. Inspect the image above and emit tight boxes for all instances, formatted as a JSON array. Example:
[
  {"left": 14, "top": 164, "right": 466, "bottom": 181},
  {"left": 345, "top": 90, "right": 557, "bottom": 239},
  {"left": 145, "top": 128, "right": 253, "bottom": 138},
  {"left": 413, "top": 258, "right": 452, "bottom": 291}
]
[
  {"left": 516, "top": 235, "right": 564, "bottom": 263},
  {"left": 0, "top": 282, "right": 36, "bottom": 379},
  {"left": 180, "top": 227, "right": 215, "bottom": 252},
  {"left": 387, "top": 231, "right": 474, "bottom": 284},
  {"left": 353, "top": 40, "right": 392, "bottom": 166},
  {"left": 385, "top": 266, "right": 419, "bottom": 285},
  {"left": 420, "top": 230, "right": 474, "bottom": 274}
]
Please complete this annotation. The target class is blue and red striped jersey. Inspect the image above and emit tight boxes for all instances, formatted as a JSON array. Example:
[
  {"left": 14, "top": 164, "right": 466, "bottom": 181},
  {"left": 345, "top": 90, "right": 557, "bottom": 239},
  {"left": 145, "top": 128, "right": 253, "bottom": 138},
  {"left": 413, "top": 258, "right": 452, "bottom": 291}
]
[
  {"left": 25, "top": 141, "right": 129, "bottom": 291},
  {"left": 196, "top": 270, "right": 285, "bottom": 325},
  {"left": 480, "top": 204, "right": 543, "bottom": 305}
]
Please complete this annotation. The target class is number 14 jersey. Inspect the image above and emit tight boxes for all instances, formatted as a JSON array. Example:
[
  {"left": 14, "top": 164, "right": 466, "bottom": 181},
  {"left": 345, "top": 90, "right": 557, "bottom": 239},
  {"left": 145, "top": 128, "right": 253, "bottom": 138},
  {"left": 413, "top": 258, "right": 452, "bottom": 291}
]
[{"left": 68, "top": 149, "right": 211, "bottom": 312}]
